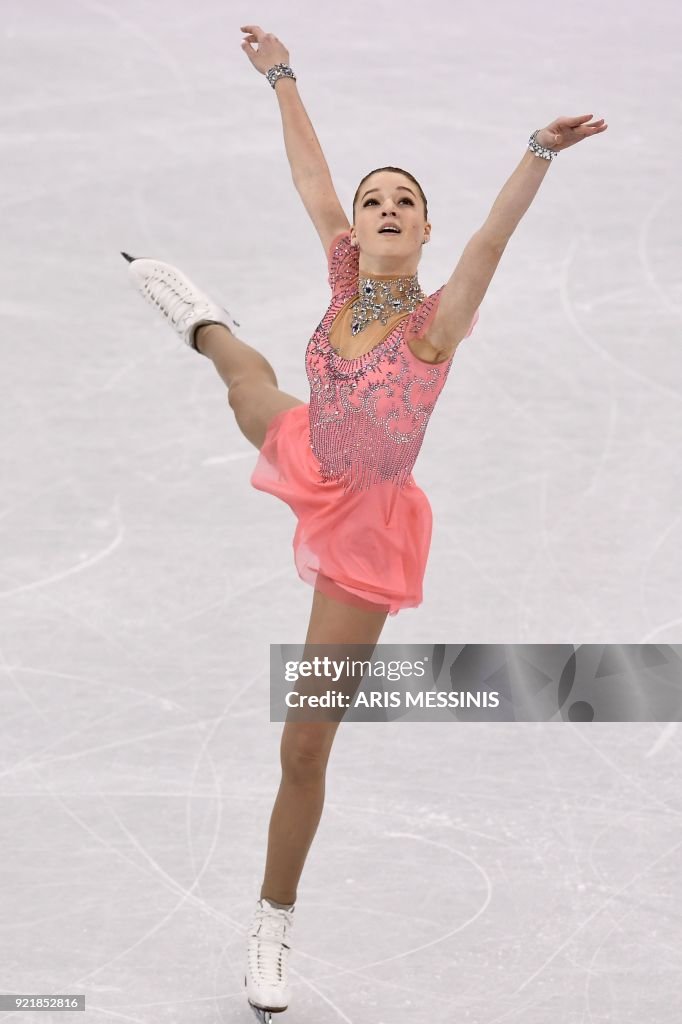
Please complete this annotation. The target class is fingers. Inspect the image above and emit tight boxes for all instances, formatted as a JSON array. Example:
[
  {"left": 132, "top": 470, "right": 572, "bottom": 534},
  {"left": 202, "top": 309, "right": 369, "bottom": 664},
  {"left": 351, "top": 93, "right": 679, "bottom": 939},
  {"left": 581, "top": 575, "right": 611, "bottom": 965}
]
[
  {"left": 556, "top": 114, "right": 592, "bottom": 128},
  {"left": 567, "top": 113, "right": 607, "bottom": 127},
  {"left": 583, "top": 120, "right": 608, "bottom": 133},
  {"left": 240, "top": 24, "right": 260, "bottom": 56},
  {"left": 558, "top": 114, "right": 609, "bottom": 135}
]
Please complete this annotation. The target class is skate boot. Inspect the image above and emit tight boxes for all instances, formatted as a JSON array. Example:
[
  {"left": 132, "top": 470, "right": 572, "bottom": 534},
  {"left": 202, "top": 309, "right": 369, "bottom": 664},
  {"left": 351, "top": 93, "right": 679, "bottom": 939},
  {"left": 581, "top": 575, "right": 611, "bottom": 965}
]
[
  {"left": 121, "top": 252, "right": 240, "bottom": 352},
  {"left": 245, "top": 897, "right": 295, "bottom": 1020}
]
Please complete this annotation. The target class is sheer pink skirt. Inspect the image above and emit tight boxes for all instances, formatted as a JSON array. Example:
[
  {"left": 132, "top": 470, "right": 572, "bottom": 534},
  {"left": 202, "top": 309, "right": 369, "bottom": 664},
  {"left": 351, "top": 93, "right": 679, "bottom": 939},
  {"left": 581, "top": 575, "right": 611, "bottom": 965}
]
[{"left": 250, "top": 403, "right": 432, "bottom": 616}]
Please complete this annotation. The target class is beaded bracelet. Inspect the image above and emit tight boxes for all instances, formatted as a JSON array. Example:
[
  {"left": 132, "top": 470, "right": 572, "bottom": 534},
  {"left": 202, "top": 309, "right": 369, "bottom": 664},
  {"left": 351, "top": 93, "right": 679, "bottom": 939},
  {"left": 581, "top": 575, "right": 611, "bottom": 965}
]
[
  {"left": 528, "top": 128, "right": 558, "bottom": 161},
  {"left": 266, "top": 63, "right": 297, "bottom": 89}
]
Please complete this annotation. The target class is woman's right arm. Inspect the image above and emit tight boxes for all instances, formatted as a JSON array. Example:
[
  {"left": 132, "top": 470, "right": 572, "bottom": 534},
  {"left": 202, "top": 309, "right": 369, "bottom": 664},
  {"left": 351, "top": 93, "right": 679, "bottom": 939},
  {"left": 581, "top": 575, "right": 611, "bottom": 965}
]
[
  {"left": 240, "top": 26, "right": 350, "bottom": 252},
  {"left": 240, "top": 26, "right": 331, "bottom": 184}
]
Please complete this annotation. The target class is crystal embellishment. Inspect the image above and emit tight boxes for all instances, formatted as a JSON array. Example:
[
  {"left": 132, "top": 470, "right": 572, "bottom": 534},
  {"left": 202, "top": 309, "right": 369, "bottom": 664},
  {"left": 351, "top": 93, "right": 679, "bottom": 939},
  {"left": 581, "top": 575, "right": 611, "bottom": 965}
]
[
  {"left": 350, "top": 274, "right": 426, "bottom": 336},
  {"left": 304, "top": 233, "right": 455, "bottom": 494}
]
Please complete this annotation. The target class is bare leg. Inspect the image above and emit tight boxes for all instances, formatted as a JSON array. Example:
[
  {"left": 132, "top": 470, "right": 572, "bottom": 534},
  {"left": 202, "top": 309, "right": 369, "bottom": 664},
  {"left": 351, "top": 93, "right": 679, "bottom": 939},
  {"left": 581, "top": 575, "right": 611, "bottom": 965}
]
[
  {"left": 195, "top": 323, "right": 303, "bottom": 450},
  {"left": 260, "top": 588, "right": 388, "bottom": 905}
]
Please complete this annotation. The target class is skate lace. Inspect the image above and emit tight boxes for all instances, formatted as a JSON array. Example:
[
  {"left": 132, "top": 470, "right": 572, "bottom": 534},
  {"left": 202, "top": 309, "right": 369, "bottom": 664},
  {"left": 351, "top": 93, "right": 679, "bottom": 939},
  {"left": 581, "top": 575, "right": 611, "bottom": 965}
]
[
  {"left": 248, "top": 906, "right": 292, "bottom": 986},
  {"left": 146, "top": 276, "right": 202, "bottom": 330}
]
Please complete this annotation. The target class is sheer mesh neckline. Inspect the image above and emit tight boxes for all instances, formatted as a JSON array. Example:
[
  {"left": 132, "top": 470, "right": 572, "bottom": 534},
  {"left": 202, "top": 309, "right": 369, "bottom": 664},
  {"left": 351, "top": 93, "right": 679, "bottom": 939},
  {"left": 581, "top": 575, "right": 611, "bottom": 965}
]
[
  {"left": 323, "top": 298, "right": 452, "bottom": 367},
  {"left": 325, "top": 296, "right": 410, "bottom": 364}
]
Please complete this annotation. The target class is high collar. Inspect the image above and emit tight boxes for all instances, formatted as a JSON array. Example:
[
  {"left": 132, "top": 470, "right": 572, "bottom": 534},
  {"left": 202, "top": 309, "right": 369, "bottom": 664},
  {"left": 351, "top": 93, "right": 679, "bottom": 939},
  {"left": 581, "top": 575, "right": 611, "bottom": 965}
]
[
  {"left": 350, "top": 271, "right": 426, "bottom": 336},
  {"left": 358, "top": 269, "right": 420, "bottom": 282}
]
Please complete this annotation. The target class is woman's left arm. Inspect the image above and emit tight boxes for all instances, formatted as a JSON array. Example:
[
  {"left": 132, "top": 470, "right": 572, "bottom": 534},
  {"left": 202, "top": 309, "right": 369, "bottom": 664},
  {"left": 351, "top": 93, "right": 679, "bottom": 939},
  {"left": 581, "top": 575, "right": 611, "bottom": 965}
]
[
  {"left": 483, "top": 114, "right": 608, "bottom": 246},
  {"left": 427, "top": 113, "right": 608, "bottom": 356}
]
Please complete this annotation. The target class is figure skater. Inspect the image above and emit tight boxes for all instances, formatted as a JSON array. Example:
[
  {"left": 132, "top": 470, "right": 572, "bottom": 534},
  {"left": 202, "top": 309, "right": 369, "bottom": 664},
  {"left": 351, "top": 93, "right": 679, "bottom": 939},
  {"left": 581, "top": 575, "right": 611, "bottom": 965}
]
[{"left": 121, "top": 24, "right": 607, "bottom": 1021}]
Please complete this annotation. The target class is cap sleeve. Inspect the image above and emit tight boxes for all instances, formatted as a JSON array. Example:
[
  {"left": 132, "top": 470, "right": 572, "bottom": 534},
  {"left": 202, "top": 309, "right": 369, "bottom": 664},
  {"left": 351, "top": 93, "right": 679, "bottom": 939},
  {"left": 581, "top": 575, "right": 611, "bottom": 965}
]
[
  {"left": 327, "top": 230, "right": 359, "bottom": 298},
  {"left": 403, "top": 286, "right": 480, "bottom": 346}
]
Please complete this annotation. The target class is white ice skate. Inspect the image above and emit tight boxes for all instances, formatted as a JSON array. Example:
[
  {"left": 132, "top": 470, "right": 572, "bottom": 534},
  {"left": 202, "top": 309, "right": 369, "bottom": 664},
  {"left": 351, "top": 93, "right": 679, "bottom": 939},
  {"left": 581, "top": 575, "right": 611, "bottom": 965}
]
[
  {"left": 121, "top": 252, "right": 240, "bottom": 352},
  {"left": 245, "top": 897, "right": 295, "bottom": 1021}
]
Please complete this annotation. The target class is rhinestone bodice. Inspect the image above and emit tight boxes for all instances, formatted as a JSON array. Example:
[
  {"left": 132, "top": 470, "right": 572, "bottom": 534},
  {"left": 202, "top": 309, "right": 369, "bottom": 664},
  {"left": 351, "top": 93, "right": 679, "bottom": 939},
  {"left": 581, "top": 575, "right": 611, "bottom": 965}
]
[{"left": 305, "top": 232, "right": 453, "bottom": 493}]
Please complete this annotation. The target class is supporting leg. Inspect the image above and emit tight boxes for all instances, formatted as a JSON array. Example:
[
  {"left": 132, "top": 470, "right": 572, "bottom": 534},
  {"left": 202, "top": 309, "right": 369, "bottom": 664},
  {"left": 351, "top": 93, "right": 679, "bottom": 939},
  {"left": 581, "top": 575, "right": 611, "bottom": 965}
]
[{"left": 259, "top": 588, "right": 388, "bottom": 905}]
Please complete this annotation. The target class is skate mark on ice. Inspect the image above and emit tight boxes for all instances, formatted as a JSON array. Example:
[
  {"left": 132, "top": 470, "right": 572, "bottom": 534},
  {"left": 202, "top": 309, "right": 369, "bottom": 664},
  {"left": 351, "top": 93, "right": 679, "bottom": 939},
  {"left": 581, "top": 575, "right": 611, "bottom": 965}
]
[
  {"left": 644, "top": 722, "right": 678, "bottom": 758},
  {"left": 310, "top": 831, "right": 492, "bottom": 978},
  {"left": 514, "top": 834, "right": 682, "bottom": 995},
  {"left": 0, "top": 498, "right": 124, "bottom": 600}
]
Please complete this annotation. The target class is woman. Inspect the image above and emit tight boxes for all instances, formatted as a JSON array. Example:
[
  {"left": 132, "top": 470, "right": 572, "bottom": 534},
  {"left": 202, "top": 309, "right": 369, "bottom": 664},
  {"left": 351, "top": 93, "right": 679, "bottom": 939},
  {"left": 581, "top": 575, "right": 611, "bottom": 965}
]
[{"left": 122, "top": 24, "right": 607, "bottom": 1022}]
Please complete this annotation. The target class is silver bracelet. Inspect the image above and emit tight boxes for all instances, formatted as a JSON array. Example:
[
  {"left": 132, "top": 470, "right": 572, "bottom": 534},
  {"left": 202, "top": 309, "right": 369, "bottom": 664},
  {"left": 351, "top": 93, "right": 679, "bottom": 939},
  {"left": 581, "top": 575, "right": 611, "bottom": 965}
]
[
  {"left": 266, "top": 63, "right": 296, "bottom": 89},
  {"left": 528, "top": 128, "right": 558, "bottom": 161}
]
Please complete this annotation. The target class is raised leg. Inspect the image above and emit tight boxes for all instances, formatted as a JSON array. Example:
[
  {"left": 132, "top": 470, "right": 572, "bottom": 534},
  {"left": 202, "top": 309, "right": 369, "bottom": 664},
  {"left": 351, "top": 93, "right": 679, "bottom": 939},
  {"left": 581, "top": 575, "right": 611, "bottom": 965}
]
[
  {"left": 195, "top": 323, "right": 304, "bottom": 450},
  {"left": 259, "top": 588, "right": 388, "bottom": 906}
]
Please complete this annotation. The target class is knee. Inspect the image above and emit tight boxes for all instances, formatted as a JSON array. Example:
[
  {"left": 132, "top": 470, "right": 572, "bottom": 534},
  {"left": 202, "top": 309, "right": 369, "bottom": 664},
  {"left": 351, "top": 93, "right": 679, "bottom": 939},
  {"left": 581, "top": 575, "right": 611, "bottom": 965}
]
[
  {"left": 227, "top": 363, "right": 277, "bottom": 409},
  {"left": 281, "top": 728, "right": 330, "bottom": 786},
  {"left": 227, "top": 377, "right": 249, "bottom": 414}
]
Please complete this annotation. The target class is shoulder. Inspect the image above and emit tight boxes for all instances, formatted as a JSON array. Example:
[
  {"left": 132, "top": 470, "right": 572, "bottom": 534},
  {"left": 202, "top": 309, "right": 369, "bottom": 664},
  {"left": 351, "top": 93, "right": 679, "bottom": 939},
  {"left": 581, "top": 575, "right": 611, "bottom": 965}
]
[
  {"left": 403, "top": 286, "right": 445, "bottom": 345},
  {"left": 327, "top": 230, "right": 358, "bottom": 296},
  {"left": 405, "top": 285, "right": 480, "bottom": 361}
]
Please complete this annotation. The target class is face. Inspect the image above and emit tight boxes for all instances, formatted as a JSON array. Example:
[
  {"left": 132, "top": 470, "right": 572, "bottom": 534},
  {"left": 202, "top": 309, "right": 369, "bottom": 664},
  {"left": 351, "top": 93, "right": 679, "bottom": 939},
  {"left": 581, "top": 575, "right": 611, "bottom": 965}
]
[{"left": 351, "top": 172, "right": 430, "bottom": 273}]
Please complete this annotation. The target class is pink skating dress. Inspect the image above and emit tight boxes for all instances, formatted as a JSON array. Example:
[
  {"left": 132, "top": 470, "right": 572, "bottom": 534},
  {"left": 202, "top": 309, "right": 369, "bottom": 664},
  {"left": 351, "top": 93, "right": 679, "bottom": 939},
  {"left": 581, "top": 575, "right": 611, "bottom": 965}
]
[{"left": 250, "top": 230, "right": 479, "bottom": 616}]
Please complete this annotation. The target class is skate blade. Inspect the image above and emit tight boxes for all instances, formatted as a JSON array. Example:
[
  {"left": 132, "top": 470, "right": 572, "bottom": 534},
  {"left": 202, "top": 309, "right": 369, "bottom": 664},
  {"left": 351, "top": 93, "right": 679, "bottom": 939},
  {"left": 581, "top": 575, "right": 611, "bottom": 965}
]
[{"left": 249, "top": 1005, "right": 274, "bottom": 1023}]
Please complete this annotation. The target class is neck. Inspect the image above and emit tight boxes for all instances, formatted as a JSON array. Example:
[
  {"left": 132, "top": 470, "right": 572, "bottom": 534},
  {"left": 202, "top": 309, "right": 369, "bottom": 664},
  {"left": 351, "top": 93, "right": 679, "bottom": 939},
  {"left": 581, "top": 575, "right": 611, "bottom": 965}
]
[
  {"left": 358, "top": 264, "right": 419, "bottom": 280},
  {"left": 350, "top": 267, "right": 426, "bottom": 335},
  {"left": 357, "top": 268, "right": 422, "bottom": 303}
]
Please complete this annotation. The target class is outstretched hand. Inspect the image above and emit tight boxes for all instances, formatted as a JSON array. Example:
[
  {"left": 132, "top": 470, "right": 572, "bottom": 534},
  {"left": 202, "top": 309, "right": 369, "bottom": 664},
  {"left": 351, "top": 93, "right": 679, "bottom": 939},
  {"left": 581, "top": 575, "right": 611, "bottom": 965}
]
[
  {"left": 536, "top": 113, "right": 608, "bottom": 153},
  {"left": 240, "top": 25, "right": 290, "bottom": 76}
]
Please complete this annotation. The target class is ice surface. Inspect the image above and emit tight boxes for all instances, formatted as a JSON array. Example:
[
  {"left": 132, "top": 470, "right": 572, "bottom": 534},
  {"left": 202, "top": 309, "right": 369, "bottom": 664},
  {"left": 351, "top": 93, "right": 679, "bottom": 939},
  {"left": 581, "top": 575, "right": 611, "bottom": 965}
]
[{"left": 1, "top": 0, "right": 680, "bottom": 1020}]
